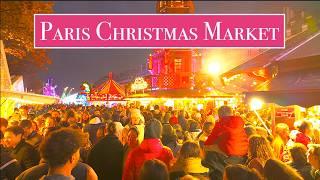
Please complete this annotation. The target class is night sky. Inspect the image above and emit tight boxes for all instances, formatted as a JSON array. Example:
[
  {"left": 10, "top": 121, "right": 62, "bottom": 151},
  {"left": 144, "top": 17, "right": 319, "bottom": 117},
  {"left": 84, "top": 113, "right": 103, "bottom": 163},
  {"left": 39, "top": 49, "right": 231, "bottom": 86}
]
[{"left": 39, "top": 1, "right": 320, "bottom": 95}]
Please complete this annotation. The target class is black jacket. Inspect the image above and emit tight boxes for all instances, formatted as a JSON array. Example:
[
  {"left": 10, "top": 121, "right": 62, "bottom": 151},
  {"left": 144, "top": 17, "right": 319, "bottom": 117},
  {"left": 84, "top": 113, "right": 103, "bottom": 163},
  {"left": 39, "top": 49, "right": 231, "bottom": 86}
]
[
  {"left": 87, "top": 134, "right": 124, "bottom": 180},
  {"left": 11, "top": 140, "right": 40, "bottom": 170},
  {"left": 25, "top": 131, "right": 42, "bottom": 150},
  {"left": 0, "top": 149, "right": 22, "bottom": 180}
]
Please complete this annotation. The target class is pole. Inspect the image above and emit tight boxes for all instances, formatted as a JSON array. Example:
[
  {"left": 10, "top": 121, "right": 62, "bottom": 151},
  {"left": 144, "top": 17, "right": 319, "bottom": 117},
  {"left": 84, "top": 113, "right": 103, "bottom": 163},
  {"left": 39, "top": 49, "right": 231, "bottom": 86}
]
[{"left": 253, "top": 110, "right": 272, "bottom": 135}]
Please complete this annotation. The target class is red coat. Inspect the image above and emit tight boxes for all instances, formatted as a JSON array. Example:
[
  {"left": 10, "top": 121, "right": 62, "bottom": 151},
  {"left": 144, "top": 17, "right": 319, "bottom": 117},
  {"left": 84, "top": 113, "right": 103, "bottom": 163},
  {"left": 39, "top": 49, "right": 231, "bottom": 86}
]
[
  {"left": 169, "top": 116, "right": 179, "bottom": 126},
  {"left": 295, "top": 132, "right": 311, "bottom": 147},
  {"left": 122, "top": 138, "right": 174, "bottom": 180},
  {"left": 204, "top": 116, "right": 248, "bottom": 156}
]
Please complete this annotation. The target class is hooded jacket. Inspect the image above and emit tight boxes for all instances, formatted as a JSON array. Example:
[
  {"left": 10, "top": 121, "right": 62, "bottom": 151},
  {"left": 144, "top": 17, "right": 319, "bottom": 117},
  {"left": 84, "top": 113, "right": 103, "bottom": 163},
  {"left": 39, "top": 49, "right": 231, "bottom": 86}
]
[
  {"left": 204, "top": 116, "right": 248, "bottom": 156},
  {"left": 122, "top": 138, "right": 174, "bottom": 180}
]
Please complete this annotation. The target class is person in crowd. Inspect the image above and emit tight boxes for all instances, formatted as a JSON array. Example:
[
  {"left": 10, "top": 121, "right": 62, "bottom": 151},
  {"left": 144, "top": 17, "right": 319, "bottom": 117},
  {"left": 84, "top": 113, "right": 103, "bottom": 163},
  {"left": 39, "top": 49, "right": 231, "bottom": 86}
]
[
  {"left": 307, "top": 145, "right": 320, "bottom": 180},
  {"left": 39, "top": 127, "right": 97, "bottom": 180},
  {"left": 124, "top": 109, "right": 145, "bottom": 144},
  {"left": 83, "top": 116, "right": 104, "bottom": 145},
  {"left": 123, "top": 119, "right": 174, "bottom": 180},
  {"left": 123, "top": 126, "right": 140, "bottom": 165},
  {"left": 198, "top": 122, "right": 214, "bottom": 149},
  {"left": 88, "top": 122, "right": 124, "bottom": 180},
  {"left": 223, "top": 164, "right": 262, "bottom": 180},
  {"left": 288, "top": 143, "right": 313, "bottom": 180},
  {"left": 3, "top": 126, "right": 40, "bottom": 170},
  {"left": 185, "top": 120, "right": 201, "bottom": 141},
  {"left": 153, "top": 105, "right": 162, "bottom": 121},
  {"left": 246, "top": 135, "right": 274, "bottom": 176},
  {"left": 0, "top": 149, "right": 22, "bottom": 180},
  {"left": 19, "top": 106, "right": 29, "bottom": 120},
  {"left": 203, "top": 105, "right": 248, "bottom": 180},
  {"left": 272, "top": 123, "right": 290, "bottom": 161},
  {"left": 178, "top": 110, "right": 188, "bottom": 131},
  {"left": 244, "top": 124, "right": 257, "bottom": 137},
  {"left": 161, "top": 124, "right": 181, "bottom": 157},
  {"left": 169, "top": 111, "right": 179, "bottom": 126},
  {"left": 140, "top": 159, "right": 169, "bottom": 180},
  {"left": 19, "top": 120, "right": 42, "bottom": 149},
  {"left": 264, "top": 159, "right": 303, "bottom": 180},
  {"left": 170, "top": 141, "right": 209, "bottom": 180},
  {"left": 0, "top": 118, "right": 8, "bottom": 144},
  {"left": 295, "top": 120, "right": 313, "bottom": 148},
  {"left": 81, "top": 111, "right": 91, "bottom": 124}
]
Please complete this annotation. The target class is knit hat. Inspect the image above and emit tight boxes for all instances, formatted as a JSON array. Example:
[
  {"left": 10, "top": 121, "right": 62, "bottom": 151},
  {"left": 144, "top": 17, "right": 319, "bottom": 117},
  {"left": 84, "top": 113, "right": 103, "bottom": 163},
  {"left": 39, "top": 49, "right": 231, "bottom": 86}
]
[{"left": 144, "top": 119, "right": 162, "bottom": 139}]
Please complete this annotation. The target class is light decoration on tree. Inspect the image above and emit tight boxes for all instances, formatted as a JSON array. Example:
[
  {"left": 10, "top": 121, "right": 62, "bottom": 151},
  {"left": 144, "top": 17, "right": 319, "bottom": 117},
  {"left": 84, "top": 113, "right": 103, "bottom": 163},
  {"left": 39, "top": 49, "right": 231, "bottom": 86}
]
[{"left": 131, "top": 77, "right": 148, "bottom": 93}]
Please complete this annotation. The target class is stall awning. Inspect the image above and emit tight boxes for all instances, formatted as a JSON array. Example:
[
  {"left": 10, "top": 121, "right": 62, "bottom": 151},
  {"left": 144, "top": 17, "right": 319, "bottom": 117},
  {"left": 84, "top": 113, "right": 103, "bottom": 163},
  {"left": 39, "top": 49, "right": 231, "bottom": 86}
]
[
  {"left": 0, "top": 90, "right": 60, "bottom": 104},
  {"left": 222, "top": 30, "right": 320, "bottom": 79},
  {"left": 244, "top": 56, "right": 320, "bottom": 107}
]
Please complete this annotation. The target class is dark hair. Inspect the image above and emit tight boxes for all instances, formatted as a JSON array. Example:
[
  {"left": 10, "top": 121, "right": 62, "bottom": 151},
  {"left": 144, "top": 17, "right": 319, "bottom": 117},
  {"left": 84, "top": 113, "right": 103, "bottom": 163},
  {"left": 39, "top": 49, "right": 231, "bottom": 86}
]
[
  {"left": 40, "top": 128, "right": 84, "bottom": 168},
  {"left": 107, "top": 122, "right": 116, "bottom": 135},
  {"left": 203, "top": 122, "right": 214, "bottom": 133},
  {"left": 289, "top": 143, "right": 308, "bottom": 166},
  {"left": 225, "top": 164, "right": 262, "bottom": 180},
  {"left": 264, "top": 159, "right": 303, "bottom": 180},
  {"left": 0, "top": 118, "right": 8, "bottom": 127},
  {"left": 140, "top": 159, "right": 169, "bottom": 180},
  {"left": 179, "top": 141, "right": 200, "bottom": 159},
  {"left": 144, "top": 119, "right": 162, "bottom": 139},
  {"left": 19, "top": 120, "right": 32, "bottom": 129},
  {"left": 188, "top": 120, "right": 200, "bottom": 132},
  {"left": 5, "top": 126, "right": 24, "bottom": 136},
  {"left": 245, "top": 125, "right": 256, "bottom": 137},
  {"left": 298, "top": 121, "right": 312, "bottom": 134},
  {"left": 154, "top": 105, "right": 160, "bottom": 110},
  {"left": 128, "top": 126, "right": 139, "bottom": 136},
  {"left": 43, "top": 113, "right": 52, "bottom": 119}
]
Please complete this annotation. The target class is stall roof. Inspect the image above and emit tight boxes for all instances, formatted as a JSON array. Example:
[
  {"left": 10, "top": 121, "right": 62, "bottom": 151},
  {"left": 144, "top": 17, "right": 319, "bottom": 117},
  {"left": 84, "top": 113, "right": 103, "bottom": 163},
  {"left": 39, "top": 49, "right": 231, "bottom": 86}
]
[
  {"left": 245, "top": 55, "right": 320, "bottom": 107},
  {"left": 222, "top": 30, "right": 320, "bottom": 78}
]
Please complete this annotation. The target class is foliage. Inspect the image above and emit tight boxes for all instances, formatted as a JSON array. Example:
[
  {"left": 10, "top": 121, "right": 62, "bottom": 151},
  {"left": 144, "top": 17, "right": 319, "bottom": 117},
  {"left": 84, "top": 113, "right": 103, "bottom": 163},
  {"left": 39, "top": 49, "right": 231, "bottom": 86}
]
[{"left": 0, "top": 1, "right": 54, "bottom": 68}]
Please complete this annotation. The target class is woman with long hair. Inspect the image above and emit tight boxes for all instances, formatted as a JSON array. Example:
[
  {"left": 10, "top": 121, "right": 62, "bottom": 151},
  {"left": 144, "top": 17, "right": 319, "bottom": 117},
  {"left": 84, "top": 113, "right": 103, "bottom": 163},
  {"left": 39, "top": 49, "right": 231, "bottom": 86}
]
[{"left": 246, "top": 135, "right": 274, "bottom": 175}]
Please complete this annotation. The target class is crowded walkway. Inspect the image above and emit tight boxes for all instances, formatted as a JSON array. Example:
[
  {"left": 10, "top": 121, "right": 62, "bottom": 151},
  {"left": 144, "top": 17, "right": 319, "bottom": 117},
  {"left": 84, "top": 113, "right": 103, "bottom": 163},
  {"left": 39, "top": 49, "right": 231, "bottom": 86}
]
[{"left": 0, "top": 104, "right": 319, "bottom": 180}]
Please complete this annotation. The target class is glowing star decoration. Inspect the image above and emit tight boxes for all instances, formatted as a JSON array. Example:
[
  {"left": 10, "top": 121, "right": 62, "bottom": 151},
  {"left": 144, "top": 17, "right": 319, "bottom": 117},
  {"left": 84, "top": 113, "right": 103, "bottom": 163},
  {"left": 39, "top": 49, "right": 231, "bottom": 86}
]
[{"left": 131, "top": 77, "right": 148, "bottom": 93}]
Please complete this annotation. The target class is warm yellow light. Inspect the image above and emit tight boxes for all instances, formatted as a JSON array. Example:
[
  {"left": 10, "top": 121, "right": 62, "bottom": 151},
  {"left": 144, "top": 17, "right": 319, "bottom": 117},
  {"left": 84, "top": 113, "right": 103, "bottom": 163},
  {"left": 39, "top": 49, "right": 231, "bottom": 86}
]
[
  {"left": 207, "top": 62, "right": 221, "bottom": 75},
  {"left": 164, "top": 99, "right": 174, "bottom": 107},
  {"left": 197, "top": 104, "right": 204, "bottom": 110},
  {"left": 250, "top": 98, "right": 264, "bottom": 110}
]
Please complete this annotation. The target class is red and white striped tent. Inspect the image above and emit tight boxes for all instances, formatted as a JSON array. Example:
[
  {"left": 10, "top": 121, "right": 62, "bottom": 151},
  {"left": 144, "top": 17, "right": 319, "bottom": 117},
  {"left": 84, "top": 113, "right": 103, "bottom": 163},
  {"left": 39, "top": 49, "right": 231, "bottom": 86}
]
[{"left": 89, "top": 73, "right": 125, "bottom": 101}]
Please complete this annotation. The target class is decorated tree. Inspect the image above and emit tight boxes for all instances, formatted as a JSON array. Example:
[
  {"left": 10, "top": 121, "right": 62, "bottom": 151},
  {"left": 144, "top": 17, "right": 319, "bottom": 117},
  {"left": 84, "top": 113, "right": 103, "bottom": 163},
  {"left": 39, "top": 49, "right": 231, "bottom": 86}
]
[{"left": 1, "top": 1, "right": 54, "bottom": 90}]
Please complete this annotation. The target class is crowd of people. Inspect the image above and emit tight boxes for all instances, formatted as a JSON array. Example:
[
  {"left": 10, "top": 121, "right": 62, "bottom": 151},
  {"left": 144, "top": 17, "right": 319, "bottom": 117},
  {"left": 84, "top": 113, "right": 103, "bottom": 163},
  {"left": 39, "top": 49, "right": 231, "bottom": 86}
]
[{"left": 0, "top": 103, "right": 319, "bottom": 180}]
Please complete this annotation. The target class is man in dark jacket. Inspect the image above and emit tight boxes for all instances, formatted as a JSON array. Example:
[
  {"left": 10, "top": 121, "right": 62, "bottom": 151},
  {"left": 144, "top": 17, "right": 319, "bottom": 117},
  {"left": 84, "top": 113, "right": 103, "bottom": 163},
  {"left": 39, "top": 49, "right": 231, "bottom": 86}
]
[
  {"left": 4, "top": 126, "right": 40, "bottom": 170},
  {"left": 0, "top": 147, "right": 22, "bottom": 180},
  {"left": 19, "top": 120, "right": 42, "bottom": 150},
  {"left": 87, "top": 122, "right": 124, "bottom": 180}
]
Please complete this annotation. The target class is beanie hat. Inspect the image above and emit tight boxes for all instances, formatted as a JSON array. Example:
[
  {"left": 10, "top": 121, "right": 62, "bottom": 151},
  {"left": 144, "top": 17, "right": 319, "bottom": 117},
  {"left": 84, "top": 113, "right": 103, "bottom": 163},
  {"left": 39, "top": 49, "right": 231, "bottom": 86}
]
[{"left": 144, "top": 119, "right": 162, "bottom": 139}]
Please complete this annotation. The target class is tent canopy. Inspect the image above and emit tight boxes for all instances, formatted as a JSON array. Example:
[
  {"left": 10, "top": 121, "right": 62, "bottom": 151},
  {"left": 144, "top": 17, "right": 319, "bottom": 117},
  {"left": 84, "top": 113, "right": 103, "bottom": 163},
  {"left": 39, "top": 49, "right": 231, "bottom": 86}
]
[
  {"left": 222, "top": 30, "right": 320, "bottom": 79},
  {"left": 245, "top": 55, "right": 320, "bottom": 107},
  {"left": 91, "top": 73, "right": 125, "bottom": 101}
]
